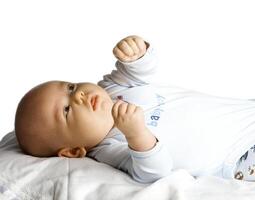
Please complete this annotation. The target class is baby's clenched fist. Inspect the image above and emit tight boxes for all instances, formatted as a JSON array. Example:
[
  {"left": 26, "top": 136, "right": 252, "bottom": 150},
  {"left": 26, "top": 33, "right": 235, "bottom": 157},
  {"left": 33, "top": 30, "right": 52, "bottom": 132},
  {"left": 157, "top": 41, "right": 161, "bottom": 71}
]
[
  {"left": 113, "top": 35, "right": 148, "bottom": 63},
  {"left": 111, "top": 100, "right": 146, "bottom": 139}
]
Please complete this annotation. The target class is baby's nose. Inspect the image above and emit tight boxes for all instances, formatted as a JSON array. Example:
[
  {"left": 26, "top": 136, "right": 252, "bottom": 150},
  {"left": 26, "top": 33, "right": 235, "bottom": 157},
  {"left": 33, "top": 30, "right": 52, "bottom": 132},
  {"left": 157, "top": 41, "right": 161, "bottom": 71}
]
[{"left": 73, "top": 90, "right": 86, "bottom": 104}]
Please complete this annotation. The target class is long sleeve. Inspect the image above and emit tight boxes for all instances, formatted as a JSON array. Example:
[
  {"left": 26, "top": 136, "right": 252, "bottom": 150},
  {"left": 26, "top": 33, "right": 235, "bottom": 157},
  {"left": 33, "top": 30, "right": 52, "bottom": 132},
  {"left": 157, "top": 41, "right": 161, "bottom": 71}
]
[
  {"left": 87, "top": 131, "right": 173, "bottom": 184},
  {"left": 97, "top": 45, "right": 158, "bottom": 90}
]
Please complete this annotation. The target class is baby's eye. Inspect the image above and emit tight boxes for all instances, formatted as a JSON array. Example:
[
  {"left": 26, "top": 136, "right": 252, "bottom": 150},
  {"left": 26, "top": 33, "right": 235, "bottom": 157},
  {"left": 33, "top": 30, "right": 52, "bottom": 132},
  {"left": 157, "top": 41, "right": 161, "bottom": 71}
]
[
  {"left": 68, "top": 83, "right": 75, "bottom": 93},
  {"left": 64, "top": 105, "right": 70, "bottom": 117}
]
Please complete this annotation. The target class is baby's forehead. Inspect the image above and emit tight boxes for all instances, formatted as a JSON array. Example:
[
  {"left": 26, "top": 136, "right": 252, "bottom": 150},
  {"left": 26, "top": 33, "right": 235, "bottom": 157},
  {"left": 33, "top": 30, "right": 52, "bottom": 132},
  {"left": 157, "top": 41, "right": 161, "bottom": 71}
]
[
  {"left": 40, "top": 81, "right": 66, "bottom": 91},
  {"left": 36, "top": 81, "right": 67, "bottom": 105},
  {"left": 34, "top": 81, "right": 66, "bottom": 98},
  {"left": 28, "top": 81, "right": 67, "bottom": 128}
]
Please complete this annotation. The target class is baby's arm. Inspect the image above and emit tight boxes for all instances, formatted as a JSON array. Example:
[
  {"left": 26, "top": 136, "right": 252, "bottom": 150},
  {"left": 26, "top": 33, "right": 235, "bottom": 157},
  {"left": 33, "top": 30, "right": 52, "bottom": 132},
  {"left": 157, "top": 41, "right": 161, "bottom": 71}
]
[
  {"left": 88, "top": 135, "right": 173, "bottom": 184},
  {"left": 98, "top": 35, "right": 158, "bottom": 88}
]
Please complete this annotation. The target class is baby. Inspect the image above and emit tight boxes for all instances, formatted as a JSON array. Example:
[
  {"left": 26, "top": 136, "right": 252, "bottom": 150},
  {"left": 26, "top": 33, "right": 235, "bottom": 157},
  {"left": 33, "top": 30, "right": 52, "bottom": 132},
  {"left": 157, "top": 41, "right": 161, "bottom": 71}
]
[{"left": 15, "top": 35, "right": 255, "bottom": 183}]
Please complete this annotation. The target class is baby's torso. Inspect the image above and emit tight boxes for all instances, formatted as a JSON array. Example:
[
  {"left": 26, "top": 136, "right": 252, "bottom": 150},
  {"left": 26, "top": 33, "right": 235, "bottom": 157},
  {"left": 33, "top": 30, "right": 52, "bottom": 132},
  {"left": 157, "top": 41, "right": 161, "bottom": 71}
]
[{"left": 108, "top": 84, "right": 255, "bottom": 174}]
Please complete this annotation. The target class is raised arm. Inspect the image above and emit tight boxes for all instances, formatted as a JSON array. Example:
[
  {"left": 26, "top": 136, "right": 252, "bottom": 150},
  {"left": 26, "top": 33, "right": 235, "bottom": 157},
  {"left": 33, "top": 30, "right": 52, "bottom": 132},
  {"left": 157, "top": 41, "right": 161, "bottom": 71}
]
[{"left": 98, "top": 35, "right": 158, "bottom": 89}]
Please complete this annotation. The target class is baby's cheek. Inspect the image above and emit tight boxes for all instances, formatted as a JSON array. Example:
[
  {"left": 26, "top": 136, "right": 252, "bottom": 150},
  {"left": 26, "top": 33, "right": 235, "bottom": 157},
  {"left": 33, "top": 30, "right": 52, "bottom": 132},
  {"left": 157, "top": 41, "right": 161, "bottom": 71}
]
[{"left": 101, "top": 100, "right": 111, "bottom": 111}]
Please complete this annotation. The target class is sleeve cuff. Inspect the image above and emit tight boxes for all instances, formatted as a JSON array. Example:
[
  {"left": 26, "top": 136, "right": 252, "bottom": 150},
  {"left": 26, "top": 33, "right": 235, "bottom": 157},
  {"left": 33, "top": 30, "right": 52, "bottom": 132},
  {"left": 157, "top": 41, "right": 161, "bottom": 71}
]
[{"left": 128, "top": 139, "right": 163, "bottom": 158}]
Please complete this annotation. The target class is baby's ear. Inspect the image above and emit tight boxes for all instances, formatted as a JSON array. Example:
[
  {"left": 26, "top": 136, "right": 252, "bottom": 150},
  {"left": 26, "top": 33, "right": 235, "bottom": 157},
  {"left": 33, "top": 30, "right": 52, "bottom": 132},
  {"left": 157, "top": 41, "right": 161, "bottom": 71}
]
[{"left": 57, "top": 147, "right": 86, "bottom": 158}]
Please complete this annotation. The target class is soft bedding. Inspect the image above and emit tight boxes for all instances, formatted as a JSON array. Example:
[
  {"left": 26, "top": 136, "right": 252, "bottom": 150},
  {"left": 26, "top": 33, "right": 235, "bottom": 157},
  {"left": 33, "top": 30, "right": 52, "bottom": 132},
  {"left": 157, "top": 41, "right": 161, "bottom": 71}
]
[{"left": 0, "top": 131, "right": 255, "bottom": 200}]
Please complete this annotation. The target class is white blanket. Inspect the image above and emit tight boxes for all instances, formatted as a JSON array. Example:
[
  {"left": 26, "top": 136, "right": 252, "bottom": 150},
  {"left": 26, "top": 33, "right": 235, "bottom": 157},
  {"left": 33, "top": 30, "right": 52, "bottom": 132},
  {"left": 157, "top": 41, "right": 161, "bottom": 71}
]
[{"left": 0, "top": 131, "right": 254, "bottom": 200}]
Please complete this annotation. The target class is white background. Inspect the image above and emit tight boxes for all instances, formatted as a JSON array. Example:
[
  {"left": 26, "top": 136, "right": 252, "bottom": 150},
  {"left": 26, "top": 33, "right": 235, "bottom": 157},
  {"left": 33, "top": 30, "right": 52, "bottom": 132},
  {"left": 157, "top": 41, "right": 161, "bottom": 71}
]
[{"left": 0, "top": 0, "right": 254, "bottom": 140}]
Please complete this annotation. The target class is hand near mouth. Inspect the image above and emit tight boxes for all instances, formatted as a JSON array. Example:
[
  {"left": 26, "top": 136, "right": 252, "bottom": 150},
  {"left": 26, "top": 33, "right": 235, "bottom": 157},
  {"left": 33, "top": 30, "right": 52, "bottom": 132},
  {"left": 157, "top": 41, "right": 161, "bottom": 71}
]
[{"left": 111, "top": 99, "right": 157, "bottom": 151}]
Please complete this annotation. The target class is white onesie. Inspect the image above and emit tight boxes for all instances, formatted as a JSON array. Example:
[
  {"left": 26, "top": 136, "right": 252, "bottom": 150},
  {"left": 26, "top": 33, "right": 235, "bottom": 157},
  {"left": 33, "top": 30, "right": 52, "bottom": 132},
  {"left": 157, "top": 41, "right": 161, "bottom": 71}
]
[{"left": 87, "top": 45, "right": 255, "bottom": 183}]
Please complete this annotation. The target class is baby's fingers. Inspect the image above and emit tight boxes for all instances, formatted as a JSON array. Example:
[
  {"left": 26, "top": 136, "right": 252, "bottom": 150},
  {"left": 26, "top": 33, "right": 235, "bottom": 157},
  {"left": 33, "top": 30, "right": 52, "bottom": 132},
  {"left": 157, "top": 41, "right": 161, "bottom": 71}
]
[
  {"left": 113, "top": 46, "right": 125, "bottom": 60},
  {"left": 133, "top": 36, "right": 146, "bottom": 51},
  {"left": 117, "top": 41, "right": 134, "bottom": 57},
  {"left": 125, "top": 38, "right": 140, "bottom": 55},
  {"left": 126, "top": 103, "right": 137, "bottom": 115},
  {"left": 111, "top": 100, "right": 126, "bottom": 119},
  {"left": 118, "top": 102, "right": 129, "bottom": 117}
]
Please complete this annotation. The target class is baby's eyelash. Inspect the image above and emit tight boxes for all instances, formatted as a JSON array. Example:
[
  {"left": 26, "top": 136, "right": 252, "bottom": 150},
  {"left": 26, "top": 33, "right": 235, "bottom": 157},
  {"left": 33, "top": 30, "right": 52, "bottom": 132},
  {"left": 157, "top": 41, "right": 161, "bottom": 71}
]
[{"left": 68, "top": 83, "right": 76, "bottom": 93}]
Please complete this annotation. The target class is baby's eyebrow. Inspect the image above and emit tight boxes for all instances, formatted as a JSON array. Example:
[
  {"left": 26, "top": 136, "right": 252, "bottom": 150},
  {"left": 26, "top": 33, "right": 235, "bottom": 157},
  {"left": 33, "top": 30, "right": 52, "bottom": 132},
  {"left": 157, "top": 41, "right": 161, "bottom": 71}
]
[
  {"left": 61, "top": 81, "right": 70, "bottom": 93},
  {"left": 60, "top": 81, "right": 67, "bottom": 89}
]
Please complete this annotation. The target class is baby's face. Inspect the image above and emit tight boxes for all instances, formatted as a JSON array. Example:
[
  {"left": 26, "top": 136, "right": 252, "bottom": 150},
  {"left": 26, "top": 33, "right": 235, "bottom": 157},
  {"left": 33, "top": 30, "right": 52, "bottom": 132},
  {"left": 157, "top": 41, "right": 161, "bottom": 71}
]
[{"left": 38, "top": 81, "right": 114, "bottom": 153}]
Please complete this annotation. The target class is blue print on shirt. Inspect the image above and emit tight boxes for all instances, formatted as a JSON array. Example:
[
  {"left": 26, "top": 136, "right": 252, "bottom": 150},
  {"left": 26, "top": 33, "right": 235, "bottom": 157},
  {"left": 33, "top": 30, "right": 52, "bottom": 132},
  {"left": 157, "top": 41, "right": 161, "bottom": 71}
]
[
  {"left": 147, "top": 108, "right": 164, "bottom": 127},
  {"left": 147, "top": 94, "right": 165, "bottom": 127}
]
